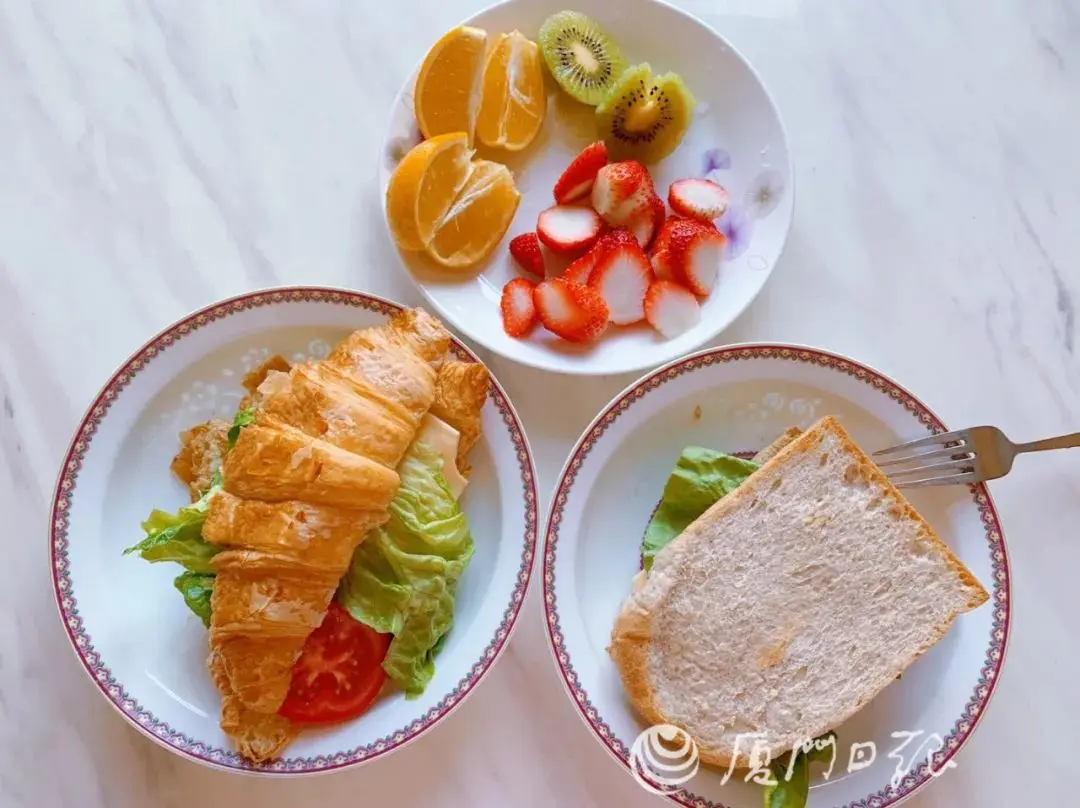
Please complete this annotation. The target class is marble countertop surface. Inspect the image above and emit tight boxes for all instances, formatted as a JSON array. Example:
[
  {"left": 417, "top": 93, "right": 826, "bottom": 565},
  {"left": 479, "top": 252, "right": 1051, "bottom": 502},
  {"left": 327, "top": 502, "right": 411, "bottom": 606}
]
[{"left": 2, "top": 0, "right": 1079, "bottom": 805}]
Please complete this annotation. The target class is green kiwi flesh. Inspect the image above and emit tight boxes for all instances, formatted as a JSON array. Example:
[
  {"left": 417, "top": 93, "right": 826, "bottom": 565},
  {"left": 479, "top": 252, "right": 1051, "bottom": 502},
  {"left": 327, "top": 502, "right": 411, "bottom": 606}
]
[
  {"left": 539, "top": 11, "right": 628, "bottom": 107},
  {"left": 596, "top": 63, "right": 695, "bottom": 163}
]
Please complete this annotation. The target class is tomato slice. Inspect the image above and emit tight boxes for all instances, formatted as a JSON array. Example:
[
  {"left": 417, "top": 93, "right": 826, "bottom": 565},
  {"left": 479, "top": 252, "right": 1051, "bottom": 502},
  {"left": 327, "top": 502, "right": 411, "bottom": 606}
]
[{"left": 278, "top": 602, "right": 391, "bottom": 725}]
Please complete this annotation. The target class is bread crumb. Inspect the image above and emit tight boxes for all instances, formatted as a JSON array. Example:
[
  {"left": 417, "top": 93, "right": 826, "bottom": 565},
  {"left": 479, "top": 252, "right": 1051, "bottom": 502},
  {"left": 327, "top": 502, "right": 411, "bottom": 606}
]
[{"left": 693, "top": 405, "right": 702, "bottom": 421}]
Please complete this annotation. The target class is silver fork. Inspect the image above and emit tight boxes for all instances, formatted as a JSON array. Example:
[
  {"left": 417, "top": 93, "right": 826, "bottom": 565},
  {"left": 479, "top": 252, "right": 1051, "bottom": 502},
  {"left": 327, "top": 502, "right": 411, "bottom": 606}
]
[{"left": 873, "top": 426, "right": 1080, "bottom": 488}]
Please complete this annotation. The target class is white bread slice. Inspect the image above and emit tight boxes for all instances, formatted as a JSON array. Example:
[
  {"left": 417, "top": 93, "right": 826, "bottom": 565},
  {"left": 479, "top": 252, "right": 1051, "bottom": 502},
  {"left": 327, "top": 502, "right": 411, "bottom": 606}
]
[
  {"left": 751, "top": 426, "right": 803, "bottom": 464},
  {"left": 609, "top": 416, "right": 989, "bottom": 768}
]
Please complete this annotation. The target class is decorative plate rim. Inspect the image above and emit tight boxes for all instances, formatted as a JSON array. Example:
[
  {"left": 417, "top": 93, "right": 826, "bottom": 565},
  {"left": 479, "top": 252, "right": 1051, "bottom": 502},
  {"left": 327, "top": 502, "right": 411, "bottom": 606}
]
[
  {"left": 49, "top": 285, "right": 540, "bottom": 776},
  {"left": 378, "top": 0, "right": 797, "bottom": 377},
  {"left": 540, "top": 342, "right": 1012, "bottom": 807}
]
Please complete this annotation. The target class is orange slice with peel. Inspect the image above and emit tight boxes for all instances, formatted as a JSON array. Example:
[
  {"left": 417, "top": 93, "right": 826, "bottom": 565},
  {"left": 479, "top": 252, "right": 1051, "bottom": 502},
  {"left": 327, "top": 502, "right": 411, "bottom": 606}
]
[
  {"left": 414, "top": 26, "right": 487, "bottom": 143},
  {"left": 426, "top": 160, "right": 521, "bottom": 269},
  {"left": 385, "top": 132, "right": 473, "bottom": 252},
  {"left": 475, "top": 31, "right": 547, "bottom": 151}
]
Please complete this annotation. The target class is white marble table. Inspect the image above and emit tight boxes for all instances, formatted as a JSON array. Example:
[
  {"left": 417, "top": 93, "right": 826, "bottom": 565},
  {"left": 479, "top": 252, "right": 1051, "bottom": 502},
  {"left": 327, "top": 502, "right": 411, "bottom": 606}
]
[{"left": 2, "top": 0, "right": 1078, "bottom": 805}]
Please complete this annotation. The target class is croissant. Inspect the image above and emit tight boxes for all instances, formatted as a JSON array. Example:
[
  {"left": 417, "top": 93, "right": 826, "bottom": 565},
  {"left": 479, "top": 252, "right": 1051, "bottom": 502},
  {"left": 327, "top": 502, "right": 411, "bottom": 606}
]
[{"left": 201, "top": 310, "right": 451, "bottom": 756}]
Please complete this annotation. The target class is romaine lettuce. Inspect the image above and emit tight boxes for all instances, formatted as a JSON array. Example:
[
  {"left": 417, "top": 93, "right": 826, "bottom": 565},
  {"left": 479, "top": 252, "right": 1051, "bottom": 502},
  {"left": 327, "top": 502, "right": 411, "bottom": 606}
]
[
  {"left": 641, "top": 447, "right": 758, "bottom": 570},
  {"left": 124, "top": 483, "right": 222, "bottom": 574},
  {"left": 174, "top": 572, "right": 215, "bottom": 627},
  {"left": 763, "top": 732, "right": 838, "bottom": 808},
  {"left": 338, "top": 440, "right": 473, "bottom": 698}
]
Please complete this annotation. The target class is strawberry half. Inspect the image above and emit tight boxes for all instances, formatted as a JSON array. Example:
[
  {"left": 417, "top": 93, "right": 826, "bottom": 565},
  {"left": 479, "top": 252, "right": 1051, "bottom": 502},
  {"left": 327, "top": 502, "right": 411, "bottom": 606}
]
[
  {"left": 628, "top": 194, "right": 666, "bottom": 249},
  {"left": 500, "top": 278, "right": 539, "bottom": 338},
  {"left": 508, "top": 232, "right": 545, "bottom": 278},
  {"left": 564, "top": 248, "right": 600, "bottom": 286},
  {"left": 537, "top": 205, "right": 603, "bottom": 255},
  {"left": 588, "top": 229, "right": 654, "bottom": 325},
  {"left": 644, "top": 280, "right": 701, "bottom": 339},
  {"left": 592, "top": 160, "right": 655, "bottom": 227},
  {"left": 668, "top": 178, "right": 730, "bottom": 222},
  {"left": 667, "top": 218, "right": 726, "bottom": 297},
  {"left": 553, "top": 141, "right": 608, "bottom": 204},
  {"left": 534, "top": 278, "right": 609, "bottom": 342},
  {"left": 649, "top": 217, "right": 680, "bottom": 281}
]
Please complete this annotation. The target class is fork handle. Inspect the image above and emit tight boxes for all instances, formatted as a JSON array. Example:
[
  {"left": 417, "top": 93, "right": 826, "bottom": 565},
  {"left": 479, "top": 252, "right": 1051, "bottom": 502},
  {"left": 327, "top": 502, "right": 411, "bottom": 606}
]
[{"left": 1016, "top": 432, "right": 1080, "bottom": 454}]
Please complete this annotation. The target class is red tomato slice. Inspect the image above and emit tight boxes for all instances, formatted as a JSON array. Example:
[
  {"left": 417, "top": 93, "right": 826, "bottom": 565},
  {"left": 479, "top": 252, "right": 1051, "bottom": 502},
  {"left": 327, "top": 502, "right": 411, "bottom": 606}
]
[{"left": 278, "top": 601, "right": 391, "bottom": 725}]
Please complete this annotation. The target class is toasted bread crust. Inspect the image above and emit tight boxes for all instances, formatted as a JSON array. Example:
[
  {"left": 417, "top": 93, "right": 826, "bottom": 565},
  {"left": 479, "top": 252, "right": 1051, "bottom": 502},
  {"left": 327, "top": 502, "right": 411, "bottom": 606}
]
[{"left": 609, "top": 416, "right": 989, "bottom": 769}]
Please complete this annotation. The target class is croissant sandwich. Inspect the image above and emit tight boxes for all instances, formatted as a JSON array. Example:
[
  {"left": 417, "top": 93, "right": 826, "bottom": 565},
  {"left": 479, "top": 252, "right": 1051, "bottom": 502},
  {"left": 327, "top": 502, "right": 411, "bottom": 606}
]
[{"left": 127, "top": 309, "right": 489, "bottom": 762}]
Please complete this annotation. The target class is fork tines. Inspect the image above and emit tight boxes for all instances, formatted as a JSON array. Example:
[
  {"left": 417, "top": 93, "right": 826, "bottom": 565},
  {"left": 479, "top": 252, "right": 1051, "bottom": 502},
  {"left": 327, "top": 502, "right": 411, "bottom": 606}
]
[{"left": 872, "top": 430, "right": 979, "bottom": 488}]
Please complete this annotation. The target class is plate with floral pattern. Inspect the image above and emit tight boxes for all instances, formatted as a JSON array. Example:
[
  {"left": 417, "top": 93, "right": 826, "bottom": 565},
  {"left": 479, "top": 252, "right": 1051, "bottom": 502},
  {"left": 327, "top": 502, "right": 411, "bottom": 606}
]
[
  {"left": 50, "top": 287, "right": 538, "bottom": 775},
  {"left": 380, "top": 0, "right": 792, "bottom": 375},
  {"left": 542, "top": 344, "right": 1010, "bottom": 805}
]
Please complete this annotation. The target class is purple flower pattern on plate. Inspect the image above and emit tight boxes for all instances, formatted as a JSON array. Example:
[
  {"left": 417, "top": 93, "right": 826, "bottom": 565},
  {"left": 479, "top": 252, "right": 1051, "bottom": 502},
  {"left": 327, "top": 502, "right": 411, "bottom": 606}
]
[
  {"left": 717, "top": 205, "right": 753, "bottom": 260},
  {"left": 696, "top": 148, "right": 785, "bottom": 260},
  {"left": 702, "top": 147, "right": 731, "bottom": 176}
]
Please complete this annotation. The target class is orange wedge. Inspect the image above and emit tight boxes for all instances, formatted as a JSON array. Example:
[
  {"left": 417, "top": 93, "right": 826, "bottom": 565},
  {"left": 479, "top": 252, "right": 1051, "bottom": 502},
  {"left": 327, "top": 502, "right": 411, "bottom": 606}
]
[
  {"left": 426, "top": 160, "right": 521, "bottom": 269},
  {"left": 475, "top": 31, "right": 547, "bottom": 151},
  {"left": 386, "top": 132, "right": 473, "bottom": 251},
  {"left": 414, "top": 26, "right": 487, "bottom": 142}
]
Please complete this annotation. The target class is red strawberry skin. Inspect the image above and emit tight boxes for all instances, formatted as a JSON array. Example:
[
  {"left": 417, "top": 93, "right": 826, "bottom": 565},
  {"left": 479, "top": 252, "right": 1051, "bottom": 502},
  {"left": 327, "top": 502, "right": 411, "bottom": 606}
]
[
  {"left": 592, "top": 161, "right": 654, "bottom": 226},
  {"left": 534, "top": 278, "right": 609, "bottom": 342},
  {"left": 500, "top": 278, "right": 538, "bottom": 338},
  {"left": 650, "top": 245, "right": 673, "bottom": 280},
  {"left": 592, "top": 226, "right": 639, "bottom": 256},
  {"left": 508, "top": 233, "right": 545, "bottom": 278},
  {"left": 536, "top": 205, "right": 603, "bottom": 254},
  {"left": 564, "top": 248, "right": 599, "bottom": 286},
  {"left": 553, "top": 141, "right": 608, "bottom": 204}
]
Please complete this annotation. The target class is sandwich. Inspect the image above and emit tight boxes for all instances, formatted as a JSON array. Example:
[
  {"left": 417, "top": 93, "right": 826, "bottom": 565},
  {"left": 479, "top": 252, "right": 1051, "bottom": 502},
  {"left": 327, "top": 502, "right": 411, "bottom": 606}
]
[
  {"left": 126, "top": 309, "right": 488, "bottom": 763},
  {"left": 610, "top": 416, "right": 988, "bottom": 801}
]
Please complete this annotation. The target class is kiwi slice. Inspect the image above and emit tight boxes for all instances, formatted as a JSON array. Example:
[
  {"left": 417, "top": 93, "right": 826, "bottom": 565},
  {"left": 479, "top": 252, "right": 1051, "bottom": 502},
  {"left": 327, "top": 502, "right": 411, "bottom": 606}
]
[
  {"left": 539, "top": 11, "right": 628, "bottom": 107},
  {"left": 596, "top": 63, "right": 696, "bottom": 164}
]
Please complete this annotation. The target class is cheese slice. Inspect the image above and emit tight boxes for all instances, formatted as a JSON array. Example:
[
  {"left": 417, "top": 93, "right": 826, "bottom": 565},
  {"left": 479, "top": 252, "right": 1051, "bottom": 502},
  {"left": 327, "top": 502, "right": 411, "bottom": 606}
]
[{"left": 414, "top": 414, "right": 468, "bottom": 499}]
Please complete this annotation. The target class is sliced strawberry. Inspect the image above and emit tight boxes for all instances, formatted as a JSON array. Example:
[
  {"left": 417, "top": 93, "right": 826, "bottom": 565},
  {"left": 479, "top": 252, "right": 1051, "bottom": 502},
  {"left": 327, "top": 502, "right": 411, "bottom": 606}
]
[
  {"left": 533, "top": 278, "right": 609, "bottom": 342},
  {"left": 553, "top": 141, "right": 608, "bottom": 204},
  {"left": 588, "top": 237, "right": 653, "bottom": 325},
  {"left": 592, "top": 225, "right": 639, "bottom": 255},
  {"left": 592, "top": 160, "right": 655, "bottom": 227},
  {"left": 651, "top": 245, "right": 673, "bottom": 281},
  {"left": 644, "top": 280, "right": 701, "bottom": 339},
  {"left": 668, "top": 219, "right": 726, "bottom": 296},
  {"left": 668, "top": 178, "right": 730, "bottom": 222},
  {"left": 650, "top": 217, "right": 676, "bottom": 280},
  {"left": 508, "top": 232, "right": 545, "bottom": 278},
  {"left": 500, "top": 278, "right": 538, "bottom": 338},
  {"left": 537, "top": 205, "right": 603, "bottom": 254},
  {"left": 628, "top": 194, "right": 666, "bottom": 249},
  {"left": 564, "top": 248, "right": 599, "bottom": 286}
]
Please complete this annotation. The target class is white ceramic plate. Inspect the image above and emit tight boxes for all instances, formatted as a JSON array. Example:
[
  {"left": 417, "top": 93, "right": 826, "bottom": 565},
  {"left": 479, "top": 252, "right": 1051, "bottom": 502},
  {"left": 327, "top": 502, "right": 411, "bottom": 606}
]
[
  {"left": 380, "top": 0, "right": 792, "bottom": 375},
  {"left": 543, "top": 345, "right": 1010, "bottom": 806},
  {"left": 50, "top": 287, "right": 539, "bottom": 775}
]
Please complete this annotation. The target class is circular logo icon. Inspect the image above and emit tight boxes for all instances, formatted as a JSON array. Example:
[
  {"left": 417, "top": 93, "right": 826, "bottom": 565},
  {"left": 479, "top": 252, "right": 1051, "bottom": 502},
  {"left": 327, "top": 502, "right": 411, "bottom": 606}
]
[{"left": 629, "top": 724, "right": 700, "bottom": 794}]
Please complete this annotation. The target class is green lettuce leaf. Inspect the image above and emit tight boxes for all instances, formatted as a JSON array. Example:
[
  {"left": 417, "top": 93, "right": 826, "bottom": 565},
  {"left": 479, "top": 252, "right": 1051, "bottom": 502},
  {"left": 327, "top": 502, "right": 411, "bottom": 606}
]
[
  {"left": 174, "top": 572, "right": 215, "bottom": 627},
  {"left": 227, "top": 408, "right": 255, "bottom": 447},
  {"left": 124, "top": 483, "right": 221, "bottom": 573},
  {"left": 338, "top": 440, "right": 474, "bottom": 698},
  {"left": 642, "top": 447, "right": 759, "bottom": 570},
  {"left": 763, "top": 732, "right": 838, "bottom": 808}
]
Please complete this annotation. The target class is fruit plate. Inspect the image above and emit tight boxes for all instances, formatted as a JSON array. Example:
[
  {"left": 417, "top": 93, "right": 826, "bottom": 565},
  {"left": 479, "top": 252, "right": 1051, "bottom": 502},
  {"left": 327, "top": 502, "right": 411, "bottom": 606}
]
[
  {"left": 380, "top": 0, "right": 792, "bottom": 375},
  {"left": 50, "top": 287, "right": 539, "bottom": 775},
  {"left": 542, "top": 345, "right": 1010, "bottom": 805}
]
